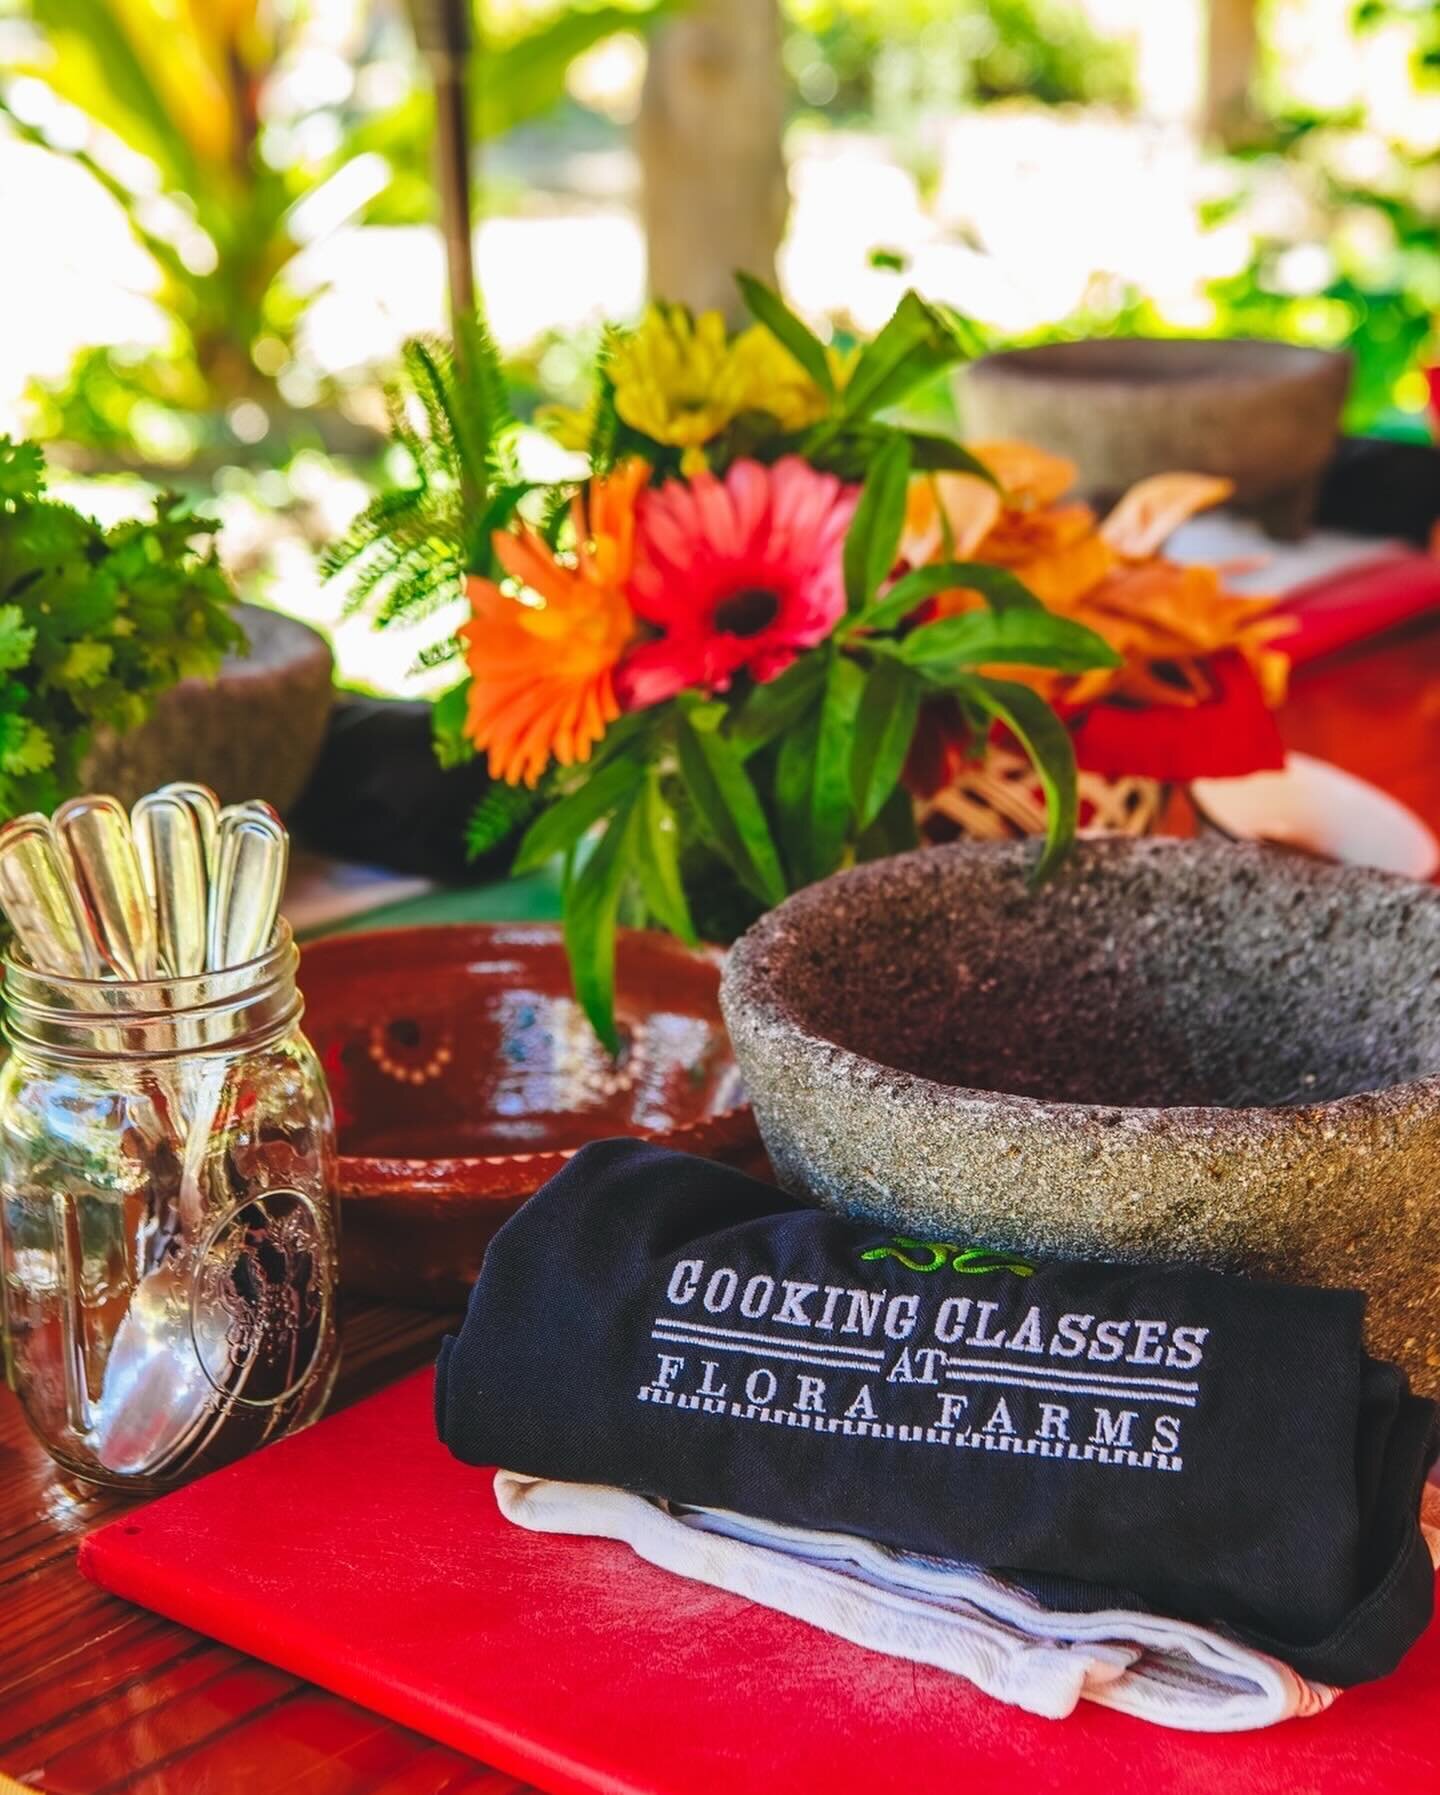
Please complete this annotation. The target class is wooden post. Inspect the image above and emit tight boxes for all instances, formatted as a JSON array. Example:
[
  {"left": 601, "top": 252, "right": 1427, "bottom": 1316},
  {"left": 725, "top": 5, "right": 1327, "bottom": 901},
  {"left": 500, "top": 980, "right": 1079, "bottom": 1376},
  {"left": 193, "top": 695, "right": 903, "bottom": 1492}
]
[
  {"left": 409, "top": 0, "right": 476, "bottom": 328},
  {"left": 635, "top": 0, "right": 788, "bottom": 321}
]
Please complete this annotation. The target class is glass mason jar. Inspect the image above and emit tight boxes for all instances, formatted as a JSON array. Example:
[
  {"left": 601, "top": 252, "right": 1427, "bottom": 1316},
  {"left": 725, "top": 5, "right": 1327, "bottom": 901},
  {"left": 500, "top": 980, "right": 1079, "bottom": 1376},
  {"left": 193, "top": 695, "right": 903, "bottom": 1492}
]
[{"left": 0, "top": 922, "right": 339, "bottom": 1491}]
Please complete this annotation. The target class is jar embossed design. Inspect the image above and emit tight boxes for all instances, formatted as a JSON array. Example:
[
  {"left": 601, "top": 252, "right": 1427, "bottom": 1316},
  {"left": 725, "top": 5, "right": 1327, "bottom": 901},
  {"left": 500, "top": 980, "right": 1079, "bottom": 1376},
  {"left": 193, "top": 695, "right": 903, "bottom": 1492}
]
[{"left": 0, "top": 921, "right": 339, "bottom": 1490}]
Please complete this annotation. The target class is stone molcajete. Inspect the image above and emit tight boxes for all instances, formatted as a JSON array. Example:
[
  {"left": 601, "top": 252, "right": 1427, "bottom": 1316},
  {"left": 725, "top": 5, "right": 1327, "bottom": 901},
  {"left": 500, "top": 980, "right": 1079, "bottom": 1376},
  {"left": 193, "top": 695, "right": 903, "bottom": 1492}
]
[{"left": 720, "top": 838, "right": 1440, "bottom": 1394}]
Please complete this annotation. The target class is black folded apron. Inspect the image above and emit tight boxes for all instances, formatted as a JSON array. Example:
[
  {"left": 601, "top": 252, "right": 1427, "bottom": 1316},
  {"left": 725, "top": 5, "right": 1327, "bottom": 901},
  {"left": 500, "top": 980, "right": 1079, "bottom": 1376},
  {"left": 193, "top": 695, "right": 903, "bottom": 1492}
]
[{"left": 436, "top": 1140, "right": 1438, "bottom": 1685}]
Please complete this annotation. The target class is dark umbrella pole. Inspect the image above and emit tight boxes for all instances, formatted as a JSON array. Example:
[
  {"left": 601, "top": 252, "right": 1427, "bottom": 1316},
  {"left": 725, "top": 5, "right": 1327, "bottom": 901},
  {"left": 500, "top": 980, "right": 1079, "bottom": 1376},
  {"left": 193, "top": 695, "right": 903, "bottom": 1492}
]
[{"left": 408, "top": 0, "right": 476, "bottom": 327}]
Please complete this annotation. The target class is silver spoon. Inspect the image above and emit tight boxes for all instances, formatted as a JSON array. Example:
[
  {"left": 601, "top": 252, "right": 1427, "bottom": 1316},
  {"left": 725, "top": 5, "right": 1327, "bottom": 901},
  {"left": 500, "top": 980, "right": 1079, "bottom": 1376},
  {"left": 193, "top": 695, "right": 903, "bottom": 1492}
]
[
  {"left": 52, "top": 793, "right": 157, "bottom": 981},
  {"left": 132, "top": 791, "right": 209, "bottom": 978},
  {"left": 156, "top": 781, "right": 220, "bottom": 880},
  {"left": 208, "top": 800, "right": 288, "bottom": 970},
  {"left": 0, "top": 812, "right": 99, "bottom": 977},
  {"left": 98, "top": 793, "right": 289, "bottom": 1480}
]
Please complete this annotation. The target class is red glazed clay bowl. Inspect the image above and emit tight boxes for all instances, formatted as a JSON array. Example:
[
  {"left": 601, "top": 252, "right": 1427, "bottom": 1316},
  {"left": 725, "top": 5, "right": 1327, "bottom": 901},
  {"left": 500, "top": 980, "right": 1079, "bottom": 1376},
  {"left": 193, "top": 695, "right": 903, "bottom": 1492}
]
[{"left": 300, "top": 924, "right": 757, "bottom": 1306}]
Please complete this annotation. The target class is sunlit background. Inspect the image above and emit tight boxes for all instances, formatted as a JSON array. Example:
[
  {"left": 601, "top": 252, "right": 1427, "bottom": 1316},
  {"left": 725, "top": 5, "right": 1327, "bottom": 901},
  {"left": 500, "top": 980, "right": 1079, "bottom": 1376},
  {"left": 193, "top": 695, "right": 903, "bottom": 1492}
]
[{"left": 1, "top": 0, "right": 1437, "bottom": 691}]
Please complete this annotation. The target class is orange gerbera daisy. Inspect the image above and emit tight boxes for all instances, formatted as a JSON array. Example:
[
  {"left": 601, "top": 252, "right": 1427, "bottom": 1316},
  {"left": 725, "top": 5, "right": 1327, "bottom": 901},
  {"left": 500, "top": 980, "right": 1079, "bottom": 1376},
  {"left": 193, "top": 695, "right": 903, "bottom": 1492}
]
[{"left": 461, "top": 459, "right": 648, "bottom": 787}]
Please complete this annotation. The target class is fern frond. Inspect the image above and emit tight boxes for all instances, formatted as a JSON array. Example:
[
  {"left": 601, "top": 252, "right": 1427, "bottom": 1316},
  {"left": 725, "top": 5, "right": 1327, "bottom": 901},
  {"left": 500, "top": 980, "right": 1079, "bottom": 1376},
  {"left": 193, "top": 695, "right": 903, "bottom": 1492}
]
[
  {"left": 320, "top": 486, "right": 432, "bottom": 581},
  {"left": 373, "top": 557, "right": 464, "bottom": 628},
  {"left": 410, "top": 637, "right": 463, "bottom": 675},
  {"left": 465, "top": 780, "right": 543, "bottom": 862},
  {"left": 325, "top": 308, "right": 525, "bottom": 638}
]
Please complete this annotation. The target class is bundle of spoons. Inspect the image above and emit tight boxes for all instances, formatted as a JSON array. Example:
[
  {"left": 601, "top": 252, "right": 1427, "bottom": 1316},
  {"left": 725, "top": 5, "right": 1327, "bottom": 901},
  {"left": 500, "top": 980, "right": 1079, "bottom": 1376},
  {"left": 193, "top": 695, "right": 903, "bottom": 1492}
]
[
  {"left": 0, "top": 782, "right": 287, "bottom": 984},
  {"left": 0, "top": 783, "right": 290, "bottom": 1476}
]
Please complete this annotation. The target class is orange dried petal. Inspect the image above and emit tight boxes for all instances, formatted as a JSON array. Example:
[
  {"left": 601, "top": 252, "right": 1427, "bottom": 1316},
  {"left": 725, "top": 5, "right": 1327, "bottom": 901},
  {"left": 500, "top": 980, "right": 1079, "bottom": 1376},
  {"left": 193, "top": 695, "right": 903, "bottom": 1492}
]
[
  {"left": 1100, "top": 473, "right": 1236, "bottom": 560},
  {"left": 968, "top": 440, "right": 1078, "bottom": 508},
  {"left": 1005, "top": 532, "right": 1116, "bottom": 609},
  {"left": 933, "top": 474, "right": 1004, "bottom": 558}
]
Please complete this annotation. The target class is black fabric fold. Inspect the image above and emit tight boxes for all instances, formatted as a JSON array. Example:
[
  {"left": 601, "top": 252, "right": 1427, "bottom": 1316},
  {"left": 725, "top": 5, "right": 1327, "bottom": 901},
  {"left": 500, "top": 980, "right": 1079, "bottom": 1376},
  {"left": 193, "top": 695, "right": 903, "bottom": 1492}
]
[{"left": 435, "top": 1139, "right": 1437, "bottom": 1686}]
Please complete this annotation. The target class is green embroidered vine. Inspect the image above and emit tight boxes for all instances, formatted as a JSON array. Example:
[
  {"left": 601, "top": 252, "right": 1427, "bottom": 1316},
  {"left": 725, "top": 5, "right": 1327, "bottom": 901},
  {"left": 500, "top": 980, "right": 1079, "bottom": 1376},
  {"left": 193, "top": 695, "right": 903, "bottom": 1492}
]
[{"left": 860, "top": 1236, "right": 1035, "bottom": 1277}]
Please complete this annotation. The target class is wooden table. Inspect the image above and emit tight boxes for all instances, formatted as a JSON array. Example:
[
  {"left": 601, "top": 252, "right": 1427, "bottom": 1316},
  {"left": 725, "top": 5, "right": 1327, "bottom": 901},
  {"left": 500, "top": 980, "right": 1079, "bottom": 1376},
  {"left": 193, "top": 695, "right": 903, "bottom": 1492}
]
[{"left": 4, "top": 620, "right": 1440, "bottom": 1795}]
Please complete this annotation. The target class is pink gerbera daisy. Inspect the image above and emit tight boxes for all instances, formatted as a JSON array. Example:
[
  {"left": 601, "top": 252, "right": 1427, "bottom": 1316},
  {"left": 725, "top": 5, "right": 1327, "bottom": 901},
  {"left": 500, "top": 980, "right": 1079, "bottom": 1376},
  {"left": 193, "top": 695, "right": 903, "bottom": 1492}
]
[{"left": 615, "top": 456, "right": 857, "bottom": 709}]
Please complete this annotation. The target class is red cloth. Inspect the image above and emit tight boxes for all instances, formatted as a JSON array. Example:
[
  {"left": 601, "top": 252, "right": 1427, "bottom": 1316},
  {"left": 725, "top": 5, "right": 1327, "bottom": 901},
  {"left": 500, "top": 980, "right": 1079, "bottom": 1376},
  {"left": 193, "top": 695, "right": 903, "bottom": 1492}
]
[
  {"left": 79, "top": 1368, "right": 1440, "bottom": 1795},
  {"left": 1070, "top": 653, "right": 1287, "bottom": 783},
  {"left": 1069, "top": 552, "right": 1440, "bottom": 782},
  {"left": 1279, "top": 551, "right": 1440, "bottom": 670}
]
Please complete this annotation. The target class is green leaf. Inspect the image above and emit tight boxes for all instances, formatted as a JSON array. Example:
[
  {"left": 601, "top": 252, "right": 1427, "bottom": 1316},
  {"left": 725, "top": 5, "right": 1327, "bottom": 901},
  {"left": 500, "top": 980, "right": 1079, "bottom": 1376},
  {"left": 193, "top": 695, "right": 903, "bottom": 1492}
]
[
  {"left": 512, "top": 752, "right": 646, "bottom": 874},
  {"left": 465, "top": 781, "right": 540, "bottom": 862},
  {"left": 726, "top": 656, "right": 827, "bottom": 759},
  {"left": 54, "top": 641, "right": 113, "bottom": 687},
  {"left": 840, "top": 292, "right": 974, "bottom": 421},
  {"left": 775, "top": 651, "right": 864, "bottom": 886},
  {"left": 958, "top": 675, "right": 1079, "bottom": 884},
  {"left": 855, "top": 560, "right": 1045, "bottom": 635},
  {"left": 899, "top": 609, "right": 1120, "bottom": 675},
  {"left": 903, "top": 433, "right": 1000, "bottom": 484},
  {"left": 0, "top": 605, "right": 37, "bottom": 673},
  {"left": 431, "top": 678, "right": 474, "bottom": 769},
  {"left": 856, "top": 781, "right": 920, "bottom": 862},
  {"left": 562, "top": 789, "right": 641, "bottom": 1053},
  {"left": 0, "top": 440, "right": 45, "bottom": 505},
  {"left": 735, "top": 273, "right": 835, "bottom": 399},
  {"left": 477, "top": 2, "right": 679, "bottom": 139},
  {"left": 676, "top": 703, "right": 787, "bottom": 908},
  {"left": 843, "top": 434, "right": 912, "bottom": 613},
  {"left": 851, "top": 657, "right": 922, "bottom": 830},
  {"left": 0, "top": 719, "right": 54, "bottom": 778},
  {"left": 588, "top": 707, "right": 662, "bottom": 769},
  {"left": 636, "top": 770, "right": 696, "bottom": 945}
]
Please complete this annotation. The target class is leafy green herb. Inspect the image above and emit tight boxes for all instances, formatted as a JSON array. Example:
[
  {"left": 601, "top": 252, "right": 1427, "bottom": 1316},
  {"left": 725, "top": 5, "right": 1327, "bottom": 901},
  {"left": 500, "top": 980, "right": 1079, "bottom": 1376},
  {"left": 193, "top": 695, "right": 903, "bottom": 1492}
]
[
  {"left": 635, "top": 769, "right": 696, "bottom": 945},
  {"left": 855, "top": 560, "right": 1045, "bottom": 635},
  {"left": 839, "top": 292, "right": 982, "bottom": 421},
  {"left": 465, "top": 779, "right": 544, "bottom": 863},
  {"left": 0, "top": 437, "right": 243, "bottom": 821},
  {"left": 512, "top": 752, "right": 646, "bottom": 875}
]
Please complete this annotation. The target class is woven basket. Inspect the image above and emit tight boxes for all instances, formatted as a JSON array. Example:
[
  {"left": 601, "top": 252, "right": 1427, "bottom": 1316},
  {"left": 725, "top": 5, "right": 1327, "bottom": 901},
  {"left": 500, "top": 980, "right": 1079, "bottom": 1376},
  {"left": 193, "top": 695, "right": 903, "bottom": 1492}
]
[{"left": 915, "top": 745, "right": 1166, "bottom": 845}]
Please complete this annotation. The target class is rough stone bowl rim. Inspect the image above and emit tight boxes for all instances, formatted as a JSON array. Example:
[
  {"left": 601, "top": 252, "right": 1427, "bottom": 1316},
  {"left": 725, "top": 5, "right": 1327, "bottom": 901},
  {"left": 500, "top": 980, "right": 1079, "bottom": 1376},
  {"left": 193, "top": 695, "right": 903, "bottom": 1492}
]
[
  {"left": 962, "top": 337, "right": 1352, "bottom": 395},
  {"left": 719, "top": 837, "right": 1440, "bottom": 1140}
]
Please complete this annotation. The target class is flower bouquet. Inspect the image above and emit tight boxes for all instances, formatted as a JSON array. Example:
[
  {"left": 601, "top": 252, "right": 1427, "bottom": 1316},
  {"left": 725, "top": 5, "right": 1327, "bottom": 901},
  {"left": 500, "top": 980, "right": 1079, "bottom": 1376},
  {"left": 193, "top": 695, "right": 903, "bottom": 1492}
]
[{"left": 333, "top": 288, "right": 1291, "bottom": 1048}]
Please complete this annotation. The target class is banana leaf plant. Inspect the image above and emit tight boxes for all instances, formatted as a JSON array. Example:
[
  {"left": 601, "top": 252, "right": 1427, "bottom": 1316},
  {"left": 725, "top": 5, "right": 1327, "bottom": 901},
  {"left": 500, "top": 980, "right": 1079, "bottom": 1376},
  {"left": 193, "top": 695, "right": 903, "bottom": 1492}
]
[{"left": 1, "top": 0, "right": 677, "bottom": 461}]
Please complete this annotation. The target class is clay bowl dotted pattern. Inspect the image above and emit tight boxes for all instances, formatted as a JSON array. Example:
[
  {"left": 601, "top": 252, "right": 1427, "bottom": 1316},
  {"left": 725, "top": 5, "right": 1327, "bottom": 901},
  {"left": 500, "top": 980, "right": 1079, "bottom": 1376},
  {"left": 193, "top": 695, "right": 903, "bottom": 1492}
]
[{"left": 302, "top": 924, "right": 756, "bottom": 1306}]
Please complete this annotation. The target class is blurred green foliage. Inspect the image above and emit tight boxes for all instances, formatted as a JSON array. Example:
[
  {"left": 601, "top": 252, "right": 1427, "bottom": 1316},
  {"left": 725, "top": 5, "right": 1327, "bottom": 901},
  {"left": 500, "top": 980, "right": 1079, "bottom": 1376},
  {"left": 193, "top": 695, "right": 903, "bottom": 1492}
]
[
  {"left": 2, "top": 0, "right": 674, "bottom": 467},
  {"left": 782, "top": 0, "right": 1134, "bottom": 118},
  {"left": 1027, "top": 0, "right": 1440, "bottom": 438}
]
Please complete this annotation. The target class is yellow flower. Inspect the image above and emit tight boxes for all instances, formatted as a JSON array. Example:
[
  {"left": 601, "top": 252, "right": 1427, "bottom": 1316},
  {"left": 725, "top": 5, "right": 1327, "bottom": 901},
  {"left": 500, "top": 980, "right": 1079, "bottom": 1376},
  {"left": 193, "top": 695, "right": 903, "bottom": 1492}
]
[
  {"left": 535, "top": 399, "right": 598, "bottom": 452},
  {"left": 608, "top": 305, "right": 842, "bottom": 453},
  {"left": 610, "top": 306, "right": 748, "bottom": 450},
  {"left": 727, "top": 327, "right": 836, "bottom": 432}
]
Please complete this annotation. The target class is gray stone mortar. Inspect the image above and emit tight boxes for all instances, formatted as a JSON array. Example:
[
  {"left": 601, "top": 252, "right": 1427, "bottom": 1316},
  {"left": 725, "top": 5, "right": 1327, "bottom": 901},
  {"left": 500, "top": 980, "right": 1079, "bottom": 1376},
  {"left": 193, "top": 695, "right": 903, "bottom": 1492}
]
[{"left": 721, "top": 838, "right": 1440, "bottom": 1393}]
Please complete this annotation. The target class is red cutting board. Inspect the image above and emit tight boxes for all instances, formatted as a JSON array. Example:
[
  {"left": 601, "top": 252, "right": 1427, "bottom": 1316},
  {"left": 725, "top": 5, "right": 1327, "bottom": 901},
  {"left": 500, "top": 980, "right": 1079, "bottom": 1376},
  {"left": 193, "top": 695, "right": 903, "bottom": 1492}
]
[{"left": 79, "top": 1368, "right": 1440, "bottom": 1795}]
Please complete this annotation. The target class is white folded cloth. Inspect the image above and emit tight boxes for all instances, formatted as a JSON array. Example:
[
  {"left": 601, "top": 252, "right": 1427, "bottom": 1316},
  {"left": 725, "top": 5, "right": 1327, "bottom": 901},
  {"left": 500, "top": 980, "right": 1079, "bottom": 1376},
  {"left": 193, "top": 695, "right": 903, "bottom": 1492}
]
[{"left": 495, "top": 1473, "right": 1440, "bottom": 1732}]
